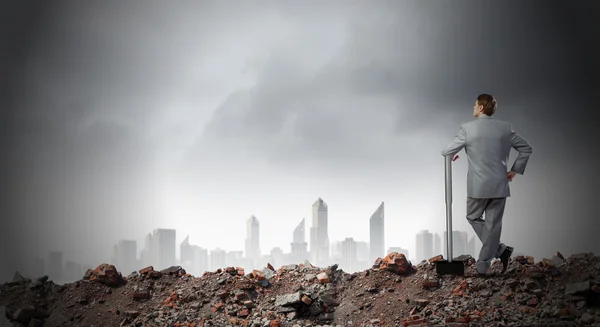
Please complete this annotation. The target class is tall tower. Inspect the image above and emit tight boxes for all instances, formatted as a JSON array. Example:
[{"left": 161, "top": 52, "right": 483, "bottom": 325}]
[
  {"left": 369, "top": 202, "right": 385, "bottom": 261},
  {"left": 180, "top": 236, "right": 194, "bottom": 266},
  {"left": 291, "top": 218, "right": 308, "bottom": 263},
  {"left": 293, "top": 218, "right": 305, "bottom": 243},
  {"left": 341, "top": 237, "right": 358, "bottom": 273},
  {"left": 310, "top": 198, "right": 329, "bottom": 265},
  {"left": 155, "top": 229, "right": 176, "bottom": 269},
  {"left": 415, "top": 230, "right": 434, "bottom": 262},
  {"left": 245, "top": 215, "right": 260, "bottom": 261}
]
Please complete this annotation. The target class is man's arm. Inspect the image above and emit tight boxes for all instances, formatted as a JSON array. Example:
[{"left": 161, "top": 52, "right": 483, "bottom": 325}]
[
  {"left": 509, "top": 128, "right": 533, "bottom": 174},
  {"left": 441, "top": 125, "right": 466, "bottom": 157}
]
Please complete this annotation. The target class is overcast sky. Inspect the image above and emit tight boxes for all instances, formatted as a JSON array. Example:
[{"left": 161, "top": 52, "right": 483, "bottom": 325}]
[{"left": 1, "top": 1, "right": 598, "bottom": 281}]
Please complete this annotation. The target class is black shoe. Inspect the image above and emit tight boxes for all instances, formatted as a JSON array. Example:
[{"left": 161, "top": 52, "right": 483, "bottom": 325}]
[{"left": 500, "top": 246, "right": 514, "bottom": 273}]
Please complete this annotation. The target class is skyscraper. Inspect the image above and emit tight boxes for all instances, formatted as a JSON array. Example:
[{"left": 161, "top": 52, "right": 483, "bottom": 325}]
[
  {"left": 369, "top": 202, "right": 385, "bottom": 262},
  {"left": 415, "top": 230, "right": 434, "bottom": 262},
  {"left": 141, "top": 229, "right": 176, "bottom": 270},
  {"left": 141, "top": 232, "right": 157, "bottom": 268},
  {"left": 180, "top": 236, "right": 194, "bottom": 267},
  {"left": 310, "top": 198, "right": 329, "bottom": 265},
  {"left": 245, "top": 215, "right": 260, "bottom": 261},
  {"left": 210, "top": 248, "right": 226, "bottom": 271},
  {"left": 341, "top": 237, "right": 358, "bottom": 273},
  {"left": 192, "top": 246, "right": 209, "bottom": 276},
  {"left": 155, "top": 229, "right": 176, "bottom": 269},
  {"left": 270, "top": 247, "right": 284, "bottom": 269},
  {"left": 290, "top": 218, "right": 308, "bottom": 263},
  {"left": 293, "top": 218, "right": 305, "bottom": 243}
]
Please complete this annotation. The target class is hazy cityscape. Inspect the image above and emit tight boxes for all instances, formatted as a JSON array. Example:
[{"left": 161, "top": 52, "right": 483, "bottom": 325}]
[{"left": 9, "top": 198, "right": 482, "bottom": 285}]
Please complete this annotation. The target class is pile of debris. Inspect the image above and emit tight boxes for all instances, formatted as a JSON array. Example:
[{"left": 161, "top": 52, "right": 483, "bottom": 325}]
[{"left": 1, "top": 251, "right": 600, "bottom": 327}]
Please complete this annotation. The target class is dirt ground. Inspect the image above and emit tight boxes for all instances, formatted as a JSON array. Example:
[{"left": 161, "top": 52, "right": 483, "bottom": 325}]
[{"left": 1, "top": 252, "right": 600, "bottom": 327}]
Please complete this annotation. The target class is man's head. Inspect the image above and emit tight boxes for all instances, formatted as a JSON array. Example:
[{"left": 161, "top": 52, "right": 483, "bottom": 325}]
[{"left": 473, "top": 94, "right": 497, "bottom": 117}]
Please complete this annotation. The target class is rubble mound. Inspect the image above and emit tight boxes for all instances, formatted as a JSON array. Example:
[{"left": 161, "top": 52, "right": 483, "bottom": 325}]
[{"left": 1, "top": 252, "right": 600, "bottom": 327}]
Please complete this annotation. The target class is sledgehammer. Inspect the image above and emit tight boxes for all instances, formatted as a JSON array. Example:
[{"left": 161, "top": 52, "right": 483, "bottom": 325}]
[{"left": 435, "top": 154, "right": 465, "bottom": 275}]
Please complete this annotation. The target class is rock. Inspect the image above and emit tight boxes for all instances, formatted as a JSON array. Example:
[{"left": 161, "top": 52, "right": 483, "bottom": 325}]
[
  {"left": 87, "top": 263, "right": 126, "bottom": 287},
  {"left": 160, "top": 266, "right": 185, "bottom": 275},
  {"left": 139, "top": 266, "right": 154, "bottom": 275},
  {"left": 274, "top": 292, "right": 303, "bottom": 307},
  {"left": 428, "top": 255, "right": 443, "bottom": 263},
  {"left": 317, "top": 272, "right": 329, "bottom": 284},
  {"left": 376, "top": 252, "right": 412, "bottom": 275}
]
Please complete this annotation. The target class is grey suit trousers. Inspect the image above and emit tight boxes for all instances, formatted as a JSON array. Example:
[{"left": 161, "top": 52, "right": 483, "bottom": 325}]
[{"left": 466, "top": 197, "right": 508, "bottom": 273}]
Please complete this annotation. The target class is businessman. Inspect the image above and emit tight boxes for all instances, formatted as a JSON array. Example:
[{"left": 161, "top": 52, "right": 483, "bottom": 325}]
[{"left": 441, "top": 94, "right": 533, "bottom": 275}]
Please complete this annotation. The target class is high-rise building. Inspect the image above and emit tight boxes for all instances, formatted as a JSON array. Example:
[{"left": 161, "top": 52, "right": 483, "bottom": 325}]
[
  {"left": 270, "top": 247, "right": 284, "bottom": 269},
  {"left": 341, "top": 238, "right": 358, "bottom": 273},
  {"left": 415, "top": 230, "right": 434, "bottom": 262},
  {"left": 210, "top": 248, "right": 227, "bottom": 271},
  {"left": 179, "top": 237, "right": 209, "bottom": 276},
  {"left": 141, "top": 232, "right": 157, "bottom": 268},
  {"left": 245, "top": 216, "right": 260, "bottom": 261},
  {"left": 293, "top": 218, "right": 305, "bottom": 243},
  {"left": 290, "top": 218, "right": 308, "bottom": 264},
  {"left": 192, "top": 246, "right": 209, "bottom": 276},
  {"left": 310, "top": 198, "right": 329, "bottom": 265},
  {"left": 114, "top": 240, "right": 138, "bottom": 275},
  {"left": 227, "top": 251, "right": 244, "bottom": 267},
  {"left": 369, "top": 202, "right": 385, "bottom": 262},
  {"left": 156, "top": 229, "right": 176, "bottom": 269},
  {"left": 180, "top": 236, "right": 194, "bottom": 268},
  {"left": 330, "top": 241, "right": 343, "bottom": 259},
  {"left": 142, "top": 229, "right": 176, "bottom": 270}
]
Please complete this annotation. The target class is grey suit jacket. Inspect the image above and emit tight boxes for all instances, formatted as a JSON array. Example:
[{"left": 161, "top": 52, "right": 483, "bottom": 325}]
[{"left": 441, "top": 115, "right": 533, "bottom": 198}]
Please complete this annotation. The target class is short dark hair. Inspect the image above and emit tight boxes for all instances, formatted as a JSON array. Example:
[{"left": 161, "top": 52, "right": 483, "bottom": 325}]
[{"left": 476, "top": 94, "right": 497, "bottom": 116}]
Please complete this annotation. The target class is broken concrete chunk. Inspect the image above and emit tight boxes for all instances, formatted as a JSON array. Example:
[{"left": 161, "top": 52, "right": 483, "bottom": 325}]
[{"left": 274, "top": 292, "right": 302, "bottom": 307}]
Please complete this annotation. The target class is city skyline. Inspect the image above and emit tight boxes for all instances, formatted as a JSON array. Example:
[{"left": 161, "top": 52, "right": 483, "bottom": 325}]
[
  {"left": 4, "top": 197, "right": 487, "bottom": 284},
  {"left": 1, "top": 192, "right": 572, "bottom": 285}
]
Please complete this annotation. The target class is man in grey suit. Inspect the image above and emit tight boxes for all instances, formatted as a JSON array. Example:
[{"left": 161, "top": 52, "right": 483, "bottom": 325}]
[{"left": 441, "top": 94, "right": 533, "bottom": 275}]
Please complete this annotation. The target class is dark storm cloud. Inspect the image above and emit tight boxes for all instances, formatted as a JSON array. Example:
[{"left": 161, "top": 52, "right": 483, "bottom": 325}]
[{"left": 193, "top": 0, "right": 599, "bottom": 173}]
